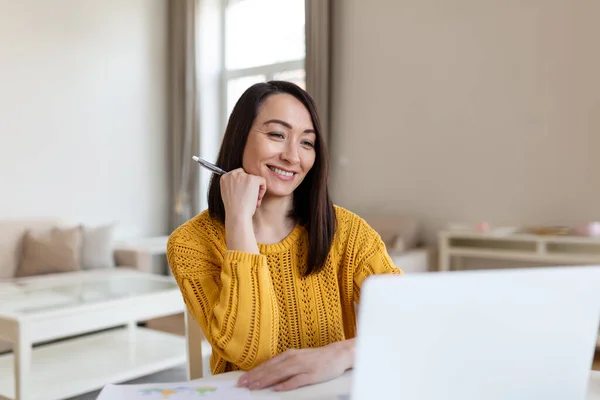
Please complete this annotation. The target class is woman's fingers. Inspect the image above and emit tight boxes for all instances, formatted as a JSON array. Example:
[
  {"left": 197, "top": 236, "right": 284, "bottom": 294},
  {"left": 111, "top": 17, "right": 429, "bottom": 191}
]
[
  {"left": 221, "top": 169, "right": 268, "bottom": 217},
  {"left": 238, "top": 350, "right": 300, "bottom": 389},
  {"left": 273, "top": 373, "right": 314, "bottom": 391},
  {"left": 256, "top": 176, "right": 267, "bottom": 205},
  {"left": 237, "top": 350, "right": 291, "bottom": 387},
  {"left": 246, "top": 363, "right": 302, "bottom": 390}
]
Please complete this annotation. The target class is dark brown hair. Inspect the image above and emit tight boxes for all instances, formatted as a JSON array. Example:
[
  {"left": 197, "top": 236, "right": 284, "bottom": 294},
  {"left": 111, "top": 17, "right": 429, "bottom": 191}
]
[{"left": 207, "top": 80, "right": 336, "bottom": 276}]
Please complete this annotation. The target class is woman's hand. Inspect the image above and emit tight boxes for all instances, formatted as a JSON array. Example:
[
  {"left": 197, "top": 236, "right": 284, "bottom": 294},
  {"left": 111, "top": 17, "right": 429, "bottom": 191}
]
[
  {"left": 220, "top": 168, "right": 266, "bottom": 254},
  {"left": 220, "top": 168, "right": 267, "bottom": 221},
  {"left": 237, "top": 339, "right": 355, "bottom": 392}
]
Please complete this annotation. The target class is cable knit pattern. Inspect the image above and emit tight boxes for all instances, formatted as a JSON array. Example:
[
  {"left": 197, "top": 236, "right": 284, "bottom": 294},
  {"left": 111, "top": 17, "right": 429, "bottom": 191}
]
[{"left": 167, "top": 205, "right": 402, "bottom": 375}]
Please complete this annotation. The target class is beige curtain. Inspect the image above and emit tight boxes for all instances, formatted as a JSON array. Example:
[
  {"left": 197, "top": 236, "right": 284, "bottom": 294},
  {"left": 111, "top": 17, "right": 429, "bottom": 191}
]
[
  {"left": 169, "top": 0, "right": 201, "bottom": 231},
  {"left": 305, "top": 0, "right": 332, "bottom": 147}
]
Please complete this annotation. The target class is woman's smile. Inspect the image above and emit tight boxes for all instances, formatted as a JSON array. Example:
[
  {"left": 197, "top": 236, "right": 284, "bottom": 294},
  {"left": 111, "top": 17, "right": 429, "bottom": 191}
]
[{"left": 267, "top": 165, "right": 297, "bottom": 181}]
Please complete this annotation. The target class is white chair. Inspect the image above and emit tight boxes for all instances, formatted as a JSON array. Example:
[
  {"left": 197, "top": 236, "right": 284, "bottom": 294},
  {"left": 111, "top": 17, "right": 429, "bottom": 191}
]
[{"left": 184, "top": 310, "right": 212, "bottom": 379}]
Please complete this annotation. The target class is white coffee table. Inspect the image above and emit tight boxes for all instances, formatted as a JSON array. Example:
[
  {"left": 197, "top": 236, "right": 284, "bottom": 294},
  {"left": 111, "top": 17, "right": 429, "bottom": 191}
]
[{"left": 0, "top": 269, "right": 186, "bottom": 400}]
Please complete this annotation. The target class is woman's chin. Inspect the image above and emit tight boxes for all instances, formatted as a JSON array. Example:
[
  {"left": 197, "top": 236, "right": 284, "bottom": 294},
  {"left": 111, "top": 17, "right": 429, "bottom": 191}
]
[
  {"left": 264, "top": 184, "right": 296, "bottom": 199},
  {"left": 264, "top": 177, "right": 298, "bottom": 196},
  {"left": 264, "top": 190, "right": 295, "bottom": 199}
]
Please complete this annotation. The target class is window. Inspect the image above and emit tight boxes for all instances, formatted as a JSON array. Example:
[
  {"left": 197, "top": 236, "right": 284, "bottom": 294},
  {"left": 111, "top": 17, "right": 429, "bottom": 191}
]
[{"left": 222, "top": 0, "right": 306, "bottom": 124}]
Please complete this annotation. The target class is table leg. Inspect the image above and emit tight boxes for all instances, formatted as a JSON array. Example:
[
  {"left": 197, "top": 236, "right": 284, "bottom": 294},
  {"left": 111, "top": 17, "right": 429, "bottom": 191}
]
[
  {"left": 438, "top": 235, "right": 451, "bottom": 272},
  {"left": 14, "top": 333, "right": 31, "bottom": 400},
  {"left": 127, "top": 321, "right": 136, "bottom": 339},
  {"left": 127, "top": 321, "right": 137, "bottom": 362},
  {"left": 439, "top": 255, "right": 451, "bottom": 272},
  {"left": 454, "top": 256, "right": 464, "bottom": 271},
  {"left": 185, "top": 310, "right": 206, "bottom": 380}
]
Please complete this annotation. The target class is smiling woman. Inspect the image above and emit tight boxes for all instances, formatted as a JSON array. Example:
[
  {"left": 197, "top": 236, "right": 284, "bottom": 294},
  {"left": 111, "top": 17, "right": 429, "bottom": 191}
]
[{"left": 166, "top": 81, "right": 402, "bottom": 392}]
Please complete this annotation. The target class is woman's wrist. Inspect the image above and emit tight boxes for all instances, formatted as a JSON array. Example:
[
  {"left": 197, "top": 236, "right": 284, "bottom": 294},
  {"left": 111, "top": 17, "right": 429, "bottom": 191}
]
[
  {"left": 225, "top": 215, "right": 260, "bottom": 254},
  {"left": 225, "top": 213, "right": 252, "bottom": 229}
]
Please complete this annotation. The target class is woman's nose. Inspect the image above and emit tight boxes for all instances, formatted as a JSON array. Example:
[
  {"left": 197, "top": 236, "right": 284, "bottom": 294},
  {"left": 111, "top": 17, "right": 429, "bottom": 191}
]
[{"left": 280, "top": 143, "right": 300, "bottom": 164}]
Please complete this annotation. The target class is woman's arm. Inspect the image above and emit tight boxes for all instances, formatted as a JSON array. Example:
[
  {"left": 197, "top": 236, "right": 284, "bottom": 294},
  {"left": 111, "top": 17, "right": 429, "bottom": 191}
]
[{"left": 167, "top": 229, "right": 279, "bottom": 371}]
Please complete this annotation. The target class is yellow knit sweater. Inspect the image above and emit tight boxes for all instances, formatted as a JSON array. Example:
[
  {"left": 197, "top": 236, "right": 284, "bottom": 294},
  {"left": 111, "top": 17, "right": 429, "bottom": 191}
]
[{"left": 166, "top": 205, "right": 402, "bottom": 375}]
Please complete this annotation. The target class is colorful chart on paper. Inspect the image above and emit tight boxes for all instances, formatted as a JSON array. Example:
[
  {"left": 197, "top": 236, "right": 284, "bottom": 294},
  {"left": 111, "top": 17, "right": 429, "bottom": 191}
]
[
  {"left": 96, "top": 380, "right": 279, "bottom": 400},
  {"left": 138, "top": 385, "right": 218, "bottom": 398}
]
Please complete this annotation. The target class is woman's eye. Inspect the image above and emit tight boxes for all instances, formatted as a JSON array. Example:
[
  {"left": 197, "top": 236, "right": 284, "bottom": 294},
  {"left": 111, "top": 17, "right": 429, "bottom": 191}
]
[
  {"left": 268, "top": 132, "right": 284, "bottom": 139},
  {"left": 302, "top": 141, "right": 315, "bottom": 148}
]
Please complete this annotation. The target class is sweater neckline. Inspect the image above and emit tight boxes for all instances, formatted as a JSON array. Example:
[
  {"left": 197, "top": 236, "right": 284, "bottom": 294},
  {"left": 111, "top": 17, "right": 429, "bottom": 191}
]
[{"left": 257, "top": 222, "right": 304, "bottom": 254}]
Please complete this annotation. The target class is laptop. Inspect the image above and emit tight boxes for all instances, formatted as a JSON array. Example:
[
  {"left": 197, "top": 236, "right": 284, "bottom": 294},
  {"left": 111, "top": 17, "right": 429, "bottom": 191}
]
[{"left": 351, "top": 265, "right": 600, "bottom": 400}]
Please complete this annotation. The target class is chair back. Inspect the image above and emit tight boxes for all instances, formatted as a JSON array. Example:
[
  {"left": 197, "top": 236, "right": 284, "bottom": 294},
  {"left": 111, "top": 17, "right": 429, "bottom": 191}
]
[{"left": 185, "top": 310, "right": 212, "bottom": 379}]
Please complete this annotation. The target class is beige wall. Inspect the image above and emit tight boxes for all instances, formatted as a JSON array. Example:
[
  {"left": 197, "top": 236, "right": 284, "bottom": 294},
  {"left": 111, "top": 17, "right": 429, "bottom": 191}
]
[
  {"left": 0, "top": 0, "right": 168, "bottom": 238},
  {"left": 330, "top": 0, "right": 600, "bottom": 247}
]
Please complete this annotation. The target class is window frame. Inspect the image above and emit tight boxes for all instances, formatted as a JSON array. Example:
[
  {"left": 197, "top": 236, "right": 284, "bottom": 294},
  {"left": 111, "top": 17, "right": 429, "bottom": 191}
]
[{"left": 218, "top": 0, "right": 306, "bottom": 134}]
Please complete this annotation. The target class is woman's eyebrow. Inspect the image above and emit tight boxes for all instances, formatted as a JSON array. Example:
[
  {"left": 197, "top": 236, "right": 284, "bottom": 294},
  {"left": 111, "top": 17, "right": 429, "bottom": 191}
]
[
  {"left": 263, "top": 119, "right": 292, "bottom": 129},
  {"left": 263, "top": 119, "right": 315, "bottom": 134}
]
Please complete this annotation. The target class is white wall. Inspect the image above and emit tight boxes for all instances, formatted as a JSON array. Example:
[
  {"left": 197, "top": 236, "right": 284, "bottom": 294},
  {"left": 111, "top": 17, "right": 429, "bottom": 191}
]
[
  {"left": 330, "top": 0, "right": 600, "bottom": 247},
  {"left": 0, "top": 0, "right": 168, "bottom": 238}
]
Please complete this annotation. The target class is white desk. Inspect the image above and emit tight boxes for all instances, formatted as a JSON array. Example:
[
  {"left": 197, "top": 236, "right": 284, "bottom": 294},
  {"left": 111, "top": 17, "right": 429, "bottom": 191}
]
[{"left": 193, "top": 370, "right": 600, "bottom": 399}]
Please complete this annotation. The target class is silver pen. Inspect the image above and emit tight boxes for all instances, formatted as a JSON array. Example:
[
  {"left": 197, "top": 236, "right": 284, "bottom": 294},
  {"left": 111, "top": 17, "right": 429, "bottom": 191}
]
[{"left": 192, "top": 155, "right": 228, "bottom": 175}]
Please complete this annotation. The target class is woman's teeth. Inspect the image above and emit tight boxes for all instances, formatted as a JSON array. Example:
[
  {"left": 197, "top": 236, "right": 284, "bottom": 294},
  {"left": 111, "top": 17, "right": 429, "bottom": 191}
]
[{"left": 269, "top": 166, "right": 294, "bottom": 177}]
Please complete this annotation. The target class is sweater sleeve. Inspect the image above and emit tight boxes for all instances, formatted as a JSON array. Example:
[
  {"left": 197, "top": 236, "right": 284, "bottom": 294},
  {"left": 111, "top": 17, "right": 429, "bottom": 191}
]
[
  {"left": 351, "top": 218, "right": 403, "bottom": 304},
  {"left": 167, "top": 232, "right": 279, "bottom": 370}
]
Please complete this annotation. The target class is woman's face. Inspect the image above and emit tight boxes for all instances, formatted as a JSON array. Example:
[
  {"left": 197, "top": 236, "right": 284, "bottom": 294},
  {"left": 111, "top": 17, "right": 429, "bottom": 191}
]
[{"left": 242, "top": 93, "right": 317, "bottom": 199}]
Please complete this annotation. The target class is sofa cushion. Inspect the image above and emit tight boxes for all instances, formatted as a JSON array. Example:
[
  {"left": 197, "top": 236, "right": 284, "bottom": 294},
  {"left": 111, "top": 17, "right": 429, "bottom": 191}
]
[
  {"left": 82, "top": 223, "right": 116, "bottom": 270},
  {"left": 0, "top": 219, "right": 61, "bottom": 279},
  {"left": 16, "top": 226, "right": 83, "bottom": 277}
]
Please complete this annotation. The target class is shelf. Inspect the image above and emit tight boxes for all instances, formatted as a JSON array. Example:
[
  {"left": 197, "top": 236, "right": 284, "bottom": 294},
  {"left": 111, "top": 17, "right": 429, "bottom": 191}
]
[
  {"left": 0, "top": 327, "right": 186, "bottom": 400},
  {"left": 440, "top": 230, "right": 600, "bottom": 244},
  {"left": 448, "top": 247, "right": 600, "bottom": 265},
  {"left": 439, "top": 229, "right": 600, "bottom": 272}
]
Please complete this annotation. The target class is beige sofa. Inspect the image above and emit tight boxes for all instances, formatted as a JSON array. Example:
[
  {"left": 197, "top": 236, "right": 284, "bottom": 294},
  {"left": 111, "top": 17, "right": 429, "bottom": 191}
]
[{"left": 0, "top": 218, "right": 152, "bottom": 354}]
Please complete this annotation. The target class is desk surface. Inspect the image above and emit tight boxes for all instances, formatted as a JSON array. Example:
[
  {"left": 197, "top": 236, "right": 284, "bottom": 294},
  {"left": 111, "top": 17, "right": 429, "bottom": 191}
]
[{"left": 194, "top": 370, "right": 600, "bottom": 399}]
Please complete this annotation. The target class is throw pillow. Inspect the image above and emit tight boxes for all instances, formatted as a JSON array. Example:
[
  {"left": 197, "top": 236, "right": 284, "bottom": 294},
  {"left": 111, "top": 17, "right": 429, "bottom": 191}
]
[
  {"left": 81, "top": 224, "right": 116, "bottom": 269},
  {"left": 16, "top": 226, "right": 83, "bottom": 277}
]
